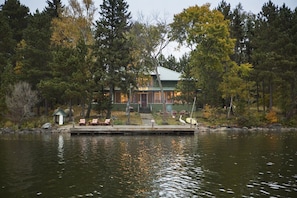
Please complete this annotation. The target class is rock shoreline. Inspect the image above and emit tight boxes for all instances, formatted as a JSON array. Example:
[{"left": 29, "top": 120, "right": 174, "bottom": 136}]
[
  {"left": 1, "top": 124, "right": 297, "bottom": 134},
  {"left": 197, "top": 126, "right": 297, "bottom": 132},
  {"left": 0, "top": 125, "right": 72, "bottom": 134}
]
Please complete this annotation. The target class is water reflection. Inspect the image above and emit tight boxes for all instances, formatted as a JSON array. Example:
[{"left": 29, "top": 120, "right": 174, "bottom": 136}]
[
  {"left": 57, "top": 135, "right": 65, "bottom": 180},
  {"left": 57, "top": 135, "right": 64, "bottom": 163},
  {"left": 0, "top": 132, "right": 296, "bottom": 197}
]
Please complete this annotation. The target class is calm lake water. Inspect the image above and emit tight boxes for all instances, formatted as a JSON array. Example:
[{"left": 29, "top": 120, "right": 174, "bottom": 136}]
[{"left": 0, "top": 131, "right": 296, "bottom": 197}]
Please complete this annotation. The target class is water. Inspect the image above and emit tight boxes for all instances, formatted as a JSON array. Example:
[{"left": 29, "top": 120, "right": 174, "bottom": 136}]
[{"left": 0, "top": 131, "right": 296, "bottom": 197}]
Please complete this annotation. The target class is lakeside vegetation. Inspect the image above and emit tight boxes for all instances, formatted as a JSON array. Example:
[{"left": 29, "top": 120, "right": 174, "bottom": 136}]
[
  {"left": 1, "top": 0, "right": 297, "bottom": 129},
  {"left": 2, "top": 105, "right": 292, "bottom": 130}
]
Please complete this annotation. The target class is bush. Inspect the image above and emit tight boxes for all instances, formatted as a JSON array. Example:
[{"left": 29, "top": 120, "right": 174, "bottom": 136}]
[
  {"left": 265, "top": 110, "right": 278, "bottom": 123},
  {"left": 236, "top": 112, "right": 263, "bottom": 127},
  {"left": 202, "top": 104, "right": 212, "bottom": 119}
]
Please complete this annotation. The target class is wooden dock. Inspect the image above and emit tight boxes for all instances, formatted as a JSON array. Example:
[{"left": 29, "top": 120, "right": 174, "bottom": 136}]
[{"left": 70, "top": 125, "right": 196, "bottom": 135}]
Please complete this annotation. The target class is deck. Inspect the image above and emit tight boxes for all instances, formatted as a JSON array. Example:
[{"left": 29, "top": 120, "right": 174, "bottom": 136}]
[{"left": 70, "top": 125, "right": 196, "bottom": 135}]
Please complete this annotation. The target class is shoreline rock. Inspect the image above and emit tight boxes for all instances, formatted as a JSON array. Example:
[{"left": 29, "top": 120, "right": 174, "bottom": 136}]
[
  {"left": 197, "top": 125, "right": 297, "bottom": 132},
  {"left": 1, "top": 124, "right": 297, "bottom": 134}
]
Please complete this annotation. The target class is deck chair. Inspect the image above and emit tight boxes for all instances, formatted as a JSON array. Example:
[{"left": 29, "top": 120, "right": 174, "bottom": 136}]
[
  {"left": 99, "top": 119, "right": 111, "bottom": 125},
  {"left": 90, "top": 119, "right": 98, "bottom": 125},
  {"left": 79, "top": 119, "right": 86, "bottom": 126}
]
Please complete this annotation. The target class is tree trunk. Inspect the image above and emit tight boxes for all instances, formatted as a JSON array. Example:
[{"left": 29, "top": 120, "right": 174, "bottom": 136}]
[
  {"left": 69, "top": 99, "right": 73, "bottom": 122},
  {"left": 85, "top": 93, "right": 93, "bottom": 118},
  {"left": 45, "top": 98, "right": 48, "bottom": 116},
  {"left": 269, "top": 78, "right": 273, "bottom": 110},
  {"left": 107, "top": 84, "right": 114, "bottom": 119},
  {"left": 262, "top": 80, "right": 265, "bottom": 112},
  {"left": 256, "top": 81, "right": 259, "bottom": 112},
  {"left": 80, "top": 98, "right": 85, "bottom": 118},
  {"left": 227, "top": 96, "right": 233, "bottom": 119},
  {"left": 155, "top": 66, "right": 167, "bottom": 123}
]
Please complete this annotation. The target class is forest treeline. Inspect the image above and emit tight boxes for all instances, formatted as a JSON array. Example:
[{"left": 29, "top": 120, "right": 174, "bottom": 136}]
[{"left": 0, "top": 0, "right": 297, "bottom": 127}]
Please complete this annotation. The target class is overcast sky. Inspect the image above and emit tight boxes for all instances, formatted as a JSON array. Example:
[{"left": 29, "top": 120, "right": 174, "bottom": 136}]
[
  {"left": 3, "top": 0, "right": 296, "bottom": 19},
  {"left": 2, "top": 0, "right": 296, "bottom": 57}
]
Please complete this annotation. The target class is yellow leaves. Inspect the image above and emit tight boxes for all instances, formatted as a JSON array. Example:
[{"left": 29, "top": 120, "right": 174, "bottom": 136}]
[
  {"left": 14, "top": 39, "right": 26, "bottom": 75},
  {"left": 171, "top": 3, "right": 234, "bottom": 66},
  {"left": 14, "top": 61, "right": 23, "bottom": 75},
  {"left": 17, "top": 39, "right": 26, "bottom": 49},
  {"left": 239, "top": 63, "right": 253, "bottom": 77},
  {"left": 51, "top": 0, "right": 95, "bottom": 48},
  {"left": 219, "top": 62, "right": 254, "bottom": 99},
  {"left": 265, "top": 110, "right": 278, "bottom": 123},
  {"left": 51, "top": 17, "right": 79, "bottom": 48}
]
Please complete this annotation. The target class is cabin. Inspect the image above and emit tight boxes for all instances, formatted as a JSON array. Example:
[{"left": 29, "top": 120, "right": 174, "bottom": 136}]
[{"left": 112, "top": 66, "right": 186, "bottom": 113}]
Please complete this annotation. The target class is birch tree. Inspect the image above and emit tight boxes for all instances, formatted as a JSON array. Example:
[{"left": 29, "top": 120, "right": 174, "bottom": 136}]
[{"left": 128, "top": 19, "right": 171, "bottom": 123}]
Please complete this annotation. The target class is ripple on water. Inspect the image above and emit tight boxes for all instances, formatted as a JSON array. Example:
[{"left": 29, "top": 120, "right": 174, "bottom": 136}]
[{"left": 151, "top": 154, "right": 203, "bottom": 197}]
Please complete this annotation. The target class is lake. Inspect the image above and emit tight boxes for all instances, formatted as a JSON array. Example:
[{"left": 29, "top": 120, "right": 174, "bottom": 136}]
[{"left": 0, "top": 131, "right": 296, "bottom": 197}]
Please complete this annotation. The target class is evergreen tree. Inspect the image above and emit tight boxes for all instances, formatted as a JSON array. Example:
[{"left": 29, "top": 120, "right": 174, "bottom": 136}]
[
  {"left": 252, "top": 1, "right": 282, "bottom": 111},
  {"left": 94, "top": 0, "right": 132, "bottom": 118},
  {"left": 175, "top": 54, "right": 198, "bottom": 109},
  {"left": 274, "top": 5, "right": 297, "bottom": 118},
  {"left": 1, "top": 0, "right": 29, "bottom": 44},
  {"left": 39, "top": 0, "right": 96, "bottom": 118},
  {"left": 45, "top": 0, "right": 63, "bottom": 18},
  {"left": 159, "top": 54, "right": 180, "bottom": 72},
  {"left": 0, "top": 0, "right": 29, "bottom": 119},
  {"left": 0, "top": 12, "right": 14, "bottom": 66},
  {"left": 17, "top": 11, "right": 52, "bottom": 88},
  {"left": 217, "top": 1, "right": 254, "bottom": 64},
  {"left": 14, "top": 1, "right": 63, "bottom": 115}
]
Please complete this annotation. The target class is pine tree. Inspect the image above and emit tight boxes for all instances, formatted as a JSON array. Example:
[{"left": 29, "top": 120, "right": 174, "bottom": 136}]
[
  {"left": 252, "top": 1, "right": 278, "bottom": 111},
  {"left": 14, "top": 1, "right": 63, "bottom": 115},
  {"left": 94, "top": 0, "right": 132, "bottom": 118},
  {"left": 1, "top": 0, "right": 29, "bottom": 43}
]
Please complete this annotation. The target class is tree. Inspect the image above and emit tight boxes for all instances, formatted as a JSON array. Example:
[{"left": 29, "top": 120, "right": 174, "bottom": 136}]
[
  {"left": 13, "top": 1, "right": 64, "bottom": 116},
  {"left": 170, "top": 4, "right": 235, "bottom": 106},
  {"left": 175, "top": 54, "right": 198, "bottom": 108},
  {"left": 0, "top": 11, "right": 14, "bottom": 67},
  {"left": 45, "top": 0, "right": 64, "bottom": 18},
  {"left": 252, "top": 1, "right": 296, "bottom": 116},
  {"left": 128, "top": 19, "right": 171, "bottom": 123},
  {"left": 16, "top": 12, "right": 53, "bottom": 88},
  {"left": 1, "top": 0, "right": 29, "bottom": 44},
  {"left": 270, "top": 5, "right": 297, "bottom": 118},
  {"left": 5, "top": 81, "right": 38, "bottom": 127},
  {"left": 51, "top": 0, "right": 95, "bottom": 48},
  {"left": 0, "top": 12, "right": 15, "bottom": 119},
  {"left": 217, "top": 2, "right": 248, "bottom": 64},
  {"left": 40, "top": 0, "right": 96, "bottom": 118},
  {"left": 219, "top": 63, "right": 253, "bottom": 118},
  {"left": 158, "top": 54, "right": 181, "bottom": 72},
  {"left": 94, "top": 0, "right": 132, "bottom": 118},
  {"left": 0, "top": 0, "right": 30, "bottom": 120}
]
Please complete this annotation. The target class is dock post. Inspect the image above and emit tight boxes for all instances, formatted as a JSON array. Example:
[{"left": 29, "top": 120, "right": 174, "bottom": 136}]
[{"left": 151, "top": 119, "right": 155, "bottom": 128}]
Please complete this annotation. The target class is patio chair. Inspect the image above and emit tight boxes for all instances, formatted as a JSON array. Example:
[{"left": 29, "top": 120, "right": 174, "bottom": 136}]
[
  {"left": 90, "top": 119, "right": 98, "bottom": 125},
  {"left": 79, "top": 119, "right": 86, "bottom": 126},
  {"left": 99, "top": 119, "right": 111, "bottom": 125}
]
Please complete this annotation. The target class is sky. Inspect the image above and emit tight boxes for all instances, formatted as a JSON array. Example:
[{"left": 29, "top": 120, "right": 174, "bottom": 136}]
[
  {"left": 2, "top": 0, "right": 297, "bottom": 57},
  {"left": 1, "top": 0, "right": 294, "bottom": 19}
]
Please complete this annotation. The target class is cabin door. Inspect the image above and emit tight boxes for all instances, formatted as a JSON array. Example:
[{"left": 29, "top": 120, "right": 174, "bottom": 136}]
[{"left": 141, "top": 94, "right": 147, "bottom": 108}]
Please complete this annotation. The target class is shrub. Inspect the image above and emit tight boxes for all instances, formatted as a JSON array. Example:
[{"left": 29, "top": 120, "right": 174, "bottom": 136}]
[
  {"left": 265, "top": 110, "right": 278, "bottom": 123},
  {"left": 236, "top": 112, "right": 263, "bottom": 127},
  {"left": 202, "top": 104, "right": 212, "bottom": 119}
]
